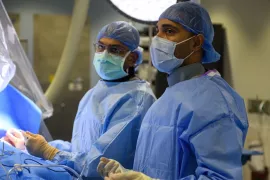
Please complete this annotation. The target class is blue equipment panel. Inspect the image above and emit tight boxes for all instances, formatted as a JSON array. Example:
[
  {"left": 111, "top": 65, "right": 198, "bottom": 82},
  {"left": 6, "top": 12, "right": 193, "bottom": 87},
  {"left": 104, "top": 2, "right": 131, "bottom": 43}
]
[{"left": 0, "top": 84, "right": 42, "bottom": 138}]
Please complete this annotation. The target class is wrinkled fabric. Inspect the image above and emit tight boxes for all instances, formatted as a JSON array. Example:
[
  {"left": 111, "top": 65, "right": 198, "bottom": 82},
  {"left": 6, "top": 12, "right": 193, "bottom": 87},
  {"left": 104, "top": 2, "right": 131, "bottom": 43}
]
[
  {"left": 159, "top": 2, "right": 220, "bottom": 64},
  {"left": 49, "top": 140, "right": 72, "bottom": 152},
  {"left": 52, "top": 80, "right": 156, "bottom": 178},
  {"left": 0, "top": 142, "right": 72, "bottom": 180},
  {"left": 96, "top": 21, "right": 143, "bottom": 66},
  {"left": 133, "top": 72, "right": 248, "bottom": 179}
]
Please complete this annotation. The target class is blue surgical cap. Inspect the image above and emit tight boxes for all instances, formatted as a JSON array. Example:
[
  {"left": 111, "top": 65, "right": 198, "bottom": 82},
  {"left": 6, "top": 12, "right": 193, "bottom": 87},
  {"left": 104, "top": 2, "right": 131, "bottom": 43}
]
[
  {"left": 97, "top": 21, "right": 140, "bottom": 51},
  {"left": 97, "top": 21, "right": 143, "bottom": 65},
  {"left": 159, "top": 2, "right": 221, "bottom": 64}
]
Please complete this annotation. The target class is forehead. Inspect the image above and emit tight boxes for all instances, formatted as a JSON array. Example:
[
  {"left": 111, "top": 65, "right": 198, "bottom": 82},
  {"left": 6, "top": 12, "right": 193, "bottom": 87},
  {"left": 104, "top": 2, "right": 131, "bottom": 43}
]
[
  {"left": 99, "top": 37, "right": 127, "bottom": 48},
  {"left": 157, "top": 19, "right": 185, "bottom": 30}
]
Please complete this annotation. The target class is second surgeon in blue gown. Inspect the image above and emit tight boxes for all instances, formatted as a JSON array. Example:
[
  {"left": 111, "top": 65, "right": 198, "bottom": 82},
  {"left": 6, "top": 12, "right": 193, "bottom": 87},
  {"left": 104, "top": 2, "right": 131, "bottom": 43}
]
[
  {"left": 23, "top": 21, "right": 156, "bottom": 178},
  {"left": 98, "top": 2, "right": 249, "bottom": 180}
]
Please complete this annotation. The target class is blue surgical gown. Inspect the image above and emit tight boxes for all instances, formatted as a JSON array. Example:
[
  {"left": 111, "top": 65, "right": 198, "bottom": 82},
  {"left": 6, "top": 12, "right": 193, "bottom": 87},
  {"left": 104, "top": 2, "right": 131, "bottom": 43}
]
[
  {"left": 50, "top": 79, "right": 156, "bottom": 178},
  {"left": 133, "top": 73, "right": 248, "bottom": 179}
]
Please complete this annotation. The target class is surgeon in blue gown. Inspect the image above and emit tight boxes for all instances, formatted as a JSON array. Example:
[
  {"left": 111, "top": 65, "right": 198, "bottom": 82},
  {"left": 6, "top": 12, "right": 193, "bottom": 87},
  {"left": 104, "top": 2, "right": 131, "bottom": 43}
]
[
  {"left": 98, "top": 2, "right": 249, "bottom": 180},
  {"left": 22, "top": 21, "right": 156, "bottom": 178}
]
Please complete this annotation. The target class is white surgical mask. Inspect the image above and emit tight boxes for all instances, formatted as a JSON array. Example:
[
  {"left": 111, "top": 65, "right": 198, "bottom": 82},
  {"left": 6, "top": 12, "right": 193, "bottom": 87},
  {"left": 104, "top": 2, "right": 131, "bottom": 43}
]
[{"left": 150, "top": 36, "right": 195, "bottom": 74}]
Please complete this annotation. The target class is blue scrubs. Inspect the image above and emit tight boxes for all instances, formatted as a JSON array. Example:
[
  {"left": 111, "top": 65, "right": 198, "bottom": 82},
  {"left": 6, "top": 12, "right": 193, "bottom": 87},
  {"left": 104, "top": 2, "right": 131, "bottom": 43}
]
[
  {"left": 50, "top": 79, "right": 156, "bottom": 178},
  {"left": 133, "top": 70, "right": 248, "bottom": 179}
]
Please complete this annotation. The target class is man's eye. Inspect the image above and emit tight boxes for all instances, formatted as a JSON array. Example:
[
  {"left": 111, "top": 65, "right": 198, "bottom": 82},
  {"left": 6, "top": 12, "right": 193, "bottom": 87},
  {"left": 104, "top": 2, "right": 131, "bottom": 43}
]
[
  {"left": 110, "top": 47, "right": 119, "bottom": 53},
  {"left": 165, "top": 28, "right": 175, "bottom": 34},
  {"left": 98, "top": 45, "right": 104, "bottom": 50}
]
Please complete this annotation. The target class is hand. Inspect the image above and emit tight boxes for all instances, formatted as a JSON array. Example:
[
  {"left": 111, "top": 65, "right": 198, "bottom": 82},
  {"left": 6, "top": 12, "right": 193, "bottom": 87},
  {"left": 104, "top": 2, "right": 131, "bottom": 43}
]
[
  {"left": 23, "top": 131, "right": 59, "bottom": 160},
  {"left": 105, "top": 171, "right": 152, "bottom": 180},
  {"left": 0, "top": 136, "right": 12, "bottom": 146},
  {"left": 5, "top": 128, "right": 26, "bottom": 150},
  {"left": 97, "top": 157, "right": 127, "bottom": 177}
]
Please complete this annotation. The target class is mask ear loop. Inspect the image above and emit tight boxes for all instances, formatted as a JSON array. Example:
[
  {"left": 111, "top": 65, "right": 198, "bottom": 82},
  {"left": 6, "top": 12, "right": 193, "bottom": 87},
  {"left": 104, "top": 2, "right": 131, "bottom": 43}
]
[
  {"left": 122, "top": 51, "right": 131, "bottom": 73},
  {"left": 175, "top": 35, "right": 196, "bottom": 46},
  {"left": 174, "top": 35, "right": 198, "bottom": 61},
  {"left": 125, "top": 46, "right": 144, "bottom": 73},
  {"left": 183, "top": 50, "right": 195, "bottom": 60},
  {"left": 133, "top": 46, "right": 144, "bottom": 69}
]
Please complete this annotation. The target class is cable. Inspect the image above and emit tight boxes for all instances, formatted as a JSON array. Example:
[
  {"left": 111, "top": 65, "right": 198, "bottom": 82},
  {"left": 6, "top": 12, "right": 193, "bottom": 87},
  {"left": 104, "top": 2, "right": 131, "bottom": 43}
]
[
  {"left": 23, "top": 158, "right": 84, "bottom": 179},
  {"left": 0, "top": 142, "right": 30, "bottom": 177},
  {"left": 0, "top": 143, "right": 80, "bottom": 179},
  {"left": 1, "top": 163, "right": 30, "bottom": 173},
  {"left": 7, "top": 164, "right": 83, "bottom": 180},
  {"left": 24, "top": 159, "right": 66, "bottom": 173},
  {"left": 79, "top": 162, "right": 87, "bottom": 179},
  {"left": 7, "top": 167, "right": 15, "bottom": 180},
  {"left": 0, "top": 162, "right": 8, "bottom": 178}
]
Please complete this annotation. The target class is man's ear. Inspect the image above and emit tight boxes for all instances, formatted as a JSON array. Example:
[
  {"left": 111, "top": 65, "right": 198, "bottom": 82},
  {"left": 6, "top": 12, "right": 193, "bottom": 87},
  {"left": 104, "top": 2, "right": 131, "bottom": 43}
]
[
  {"left": 192, "top": 34, "right": 204, "bottom": 51},
  {"left": 126, "top": 52, "right": 138, "bottom": 67}
]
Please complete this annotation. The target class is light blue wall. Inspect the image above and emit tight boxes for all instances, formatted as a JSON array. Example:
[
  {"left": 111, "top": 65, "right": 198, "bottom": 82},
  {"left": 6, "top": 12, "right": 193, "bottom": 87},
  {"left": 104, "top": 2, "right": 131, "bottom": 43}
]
[{"left": 2, "top": 0, "right": 146, "bottom": 88}]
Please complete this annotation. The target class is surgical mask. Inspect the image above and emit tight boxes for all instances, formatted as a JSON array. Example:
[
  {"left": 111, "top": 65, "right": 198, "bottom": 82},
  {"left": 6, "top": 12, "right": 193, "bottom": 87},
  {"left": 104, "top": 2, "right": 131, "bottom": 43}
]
[
  {"left": 93, "top": 50, "right": 130, "bottom": 81},
  {"left": 150, "top": 36, "right": 195, "bottom": 74}
]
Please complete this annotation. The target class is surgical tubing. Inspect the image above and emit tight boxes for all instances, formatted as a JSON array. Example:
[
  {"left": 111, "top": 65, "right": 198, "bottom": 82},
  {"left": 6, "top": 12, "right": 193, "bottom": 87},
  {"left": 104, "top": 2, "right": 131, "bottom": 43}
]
[{"left": 7, "top": 164, "right": 83, "bottom": 180}]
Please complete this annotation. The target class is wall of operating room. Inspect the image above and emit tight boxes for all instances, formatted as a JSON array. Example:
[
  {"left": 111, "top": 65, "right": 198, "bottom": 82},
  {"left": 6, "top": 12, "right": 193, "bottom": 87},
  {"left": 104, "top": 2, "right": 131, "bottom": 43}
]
[
  {"left": 202, "top": 0, "right": 270, "bottom": 179},
  {"left": 2, "top": 0, "right": 147, "bottom": 88},
  {"left": 2, "top": 0, "right": 270, "bottom": 179}
]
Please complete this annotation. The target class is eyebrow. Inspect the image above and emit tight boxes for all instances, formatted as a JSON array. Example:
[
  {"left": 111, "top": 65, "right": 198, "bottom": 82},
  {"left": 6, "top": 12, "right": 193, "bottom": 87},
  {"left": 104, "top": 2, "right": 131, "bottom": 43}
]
[
  {"left": 97, "top": 41, "right": 128, "bottom": 50},
  {"left": 97, "top": 41, "right": 106, "bottom": 45},
  {"left": 98, "top": 41, "right": 121, "bottom": 47},
  {"left": 162, "top": 24, "right": 178, "bottom": 29},
  {"left": 156, "top": 23, "right": 179, "bottom": 31}
]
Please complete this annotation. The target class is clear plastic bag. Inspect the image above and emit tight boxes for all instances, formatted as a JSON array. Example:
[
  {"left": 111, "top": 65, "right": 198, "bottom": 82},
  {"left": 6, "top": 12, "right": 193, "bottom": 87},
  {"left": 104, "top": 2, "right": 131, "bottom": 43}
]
[
  {"left": 0, "top": 15, "right": 15, "bottom": 92},
  {"left": 0, "top": 1, "right": 53, "bottom": 118}
]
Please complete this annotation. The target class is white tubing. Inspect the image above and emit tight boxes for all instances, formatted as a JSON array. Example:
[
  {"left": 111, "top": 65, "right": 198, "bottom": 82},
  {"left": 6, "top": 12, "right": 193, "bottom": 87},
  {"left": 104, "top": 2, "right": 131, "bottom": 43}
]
[{"left": 45, "top": 0, "right": 90, "bottom": 103}]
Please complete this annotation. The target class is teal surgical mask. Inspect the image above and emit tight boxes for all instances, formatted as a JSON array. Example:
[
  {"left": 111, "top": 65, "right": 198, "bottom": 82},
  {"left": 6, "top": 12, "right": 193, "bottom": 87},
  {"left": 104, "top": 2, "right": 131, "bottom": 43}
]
[{"left": 93, "top": 50, "right": 130, "bottom": 80}]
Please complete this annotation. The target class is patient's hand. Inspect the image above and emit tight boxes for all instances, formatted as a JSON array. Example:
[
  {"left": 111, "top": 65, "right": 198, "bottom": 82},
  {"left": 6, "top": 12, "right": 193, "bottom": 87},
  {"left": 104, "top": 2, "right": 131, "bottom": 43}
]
[
  {"left": 0, "top": 136, "right": 13, "bottom": 146},
  {"left": 5, "top": 128, "right": 26, "bottom": 150}
]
